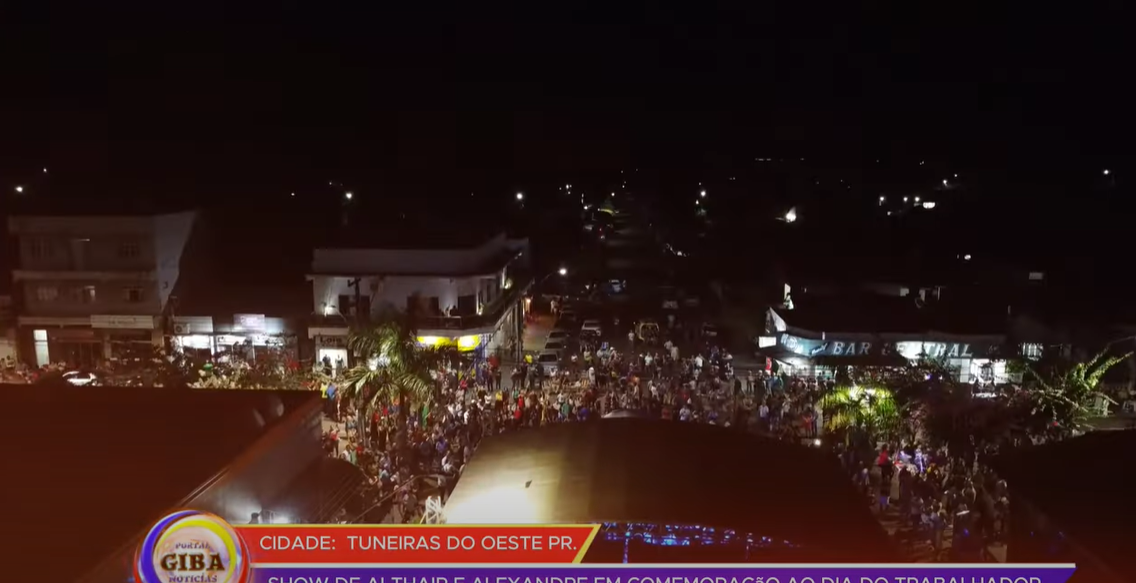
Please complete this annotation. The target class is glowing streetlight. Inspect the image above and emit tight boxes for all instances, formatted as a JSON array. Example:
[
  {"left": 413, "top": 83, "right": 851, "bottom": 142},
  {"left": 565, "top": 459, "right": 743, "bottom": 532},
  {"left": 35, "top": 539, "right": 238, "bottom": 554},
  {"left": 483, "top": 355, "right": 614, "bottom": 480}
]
[
  {"left": 914, "top": 196, "right": 921, "bottom": 203},
  {"left": 784, "top": 208, "right": 797, "bottom": 223},
  {"left": 42, "top": 168, "right": 47, "bottom": 174},
  {"left": 15, "top": 185, "right": 24, "bottom": 193},
  {"left": 516, "top": 192, "right": 524, "bottom": 201},
  {"left": 344, "top": 191, "right": 353, "bottom": 200},
  {"left": 558, "top": 267, "right": 568, "bottom": 276},
  {"left": 942, "top": 179, "right": 948, "bottom": 186},
  {"left": 1103, "top": 169, "right": 1111, "bottom": 176},
  {"left": 922, "top": 201, "right": 937, "bottom": 209},
  {"left": 879, "top": 195, "right": 885, "bottom": 204},
  {"left": 700, "top": 190, "right": 707, "bottom": 197}
]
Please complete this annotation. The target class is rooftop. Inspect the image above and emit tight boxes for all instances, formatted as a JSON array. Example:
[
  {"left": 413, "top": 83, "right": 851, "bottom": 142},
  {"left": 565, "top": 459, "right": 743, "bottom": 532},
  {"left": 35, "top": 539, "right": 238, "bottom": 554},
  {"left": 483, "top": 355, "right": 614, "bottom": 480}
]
[
  {"left": 445, "top": 418, "right": 895, "bottom": 561},
  {"left": 1, "top": 386, "right": 319, "bottom": 582},
  {"left": 991, "top": 431, "right": 1136, "bottom": 581}
]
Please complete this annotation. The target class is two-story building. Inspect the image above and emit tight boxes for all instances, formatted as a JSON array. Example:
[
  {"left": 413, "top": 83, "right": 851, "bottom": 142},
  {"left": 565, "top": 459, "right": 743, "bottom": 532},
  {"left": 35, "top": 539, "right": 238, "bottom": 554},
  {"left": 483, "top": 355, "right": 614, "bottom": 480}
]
[
  {"left": 307, "top": 233, "right": 531, "bottom": 369},
  {"left": 8, "top": 211, "right": 197, "bottom": 367}
]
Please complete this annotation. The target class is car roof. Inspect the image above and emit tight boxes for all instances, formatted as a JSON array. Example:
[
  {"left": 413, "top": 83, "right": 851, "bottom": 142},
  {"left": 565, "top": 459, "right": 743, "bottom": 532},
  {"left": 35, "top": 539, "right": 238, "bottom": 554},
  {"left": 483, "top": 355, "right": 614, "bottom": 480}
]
[{"left": 538, "top": 353, "right": 559, "bottom": 359}]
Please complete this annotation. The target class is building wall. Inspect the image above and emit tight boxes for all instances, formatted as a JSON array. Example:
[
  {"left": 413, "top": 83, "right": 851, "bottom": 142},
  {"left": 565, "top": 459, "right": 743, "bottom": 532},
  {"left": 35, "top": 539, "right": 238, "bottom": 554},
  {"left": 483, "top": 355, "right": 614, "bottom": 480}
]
[
  {"left": 312, "top": 273, "right": 505, "bottom": 317},
  {"left": 9, "top": 212, "right": 197, "bottom": 318}
]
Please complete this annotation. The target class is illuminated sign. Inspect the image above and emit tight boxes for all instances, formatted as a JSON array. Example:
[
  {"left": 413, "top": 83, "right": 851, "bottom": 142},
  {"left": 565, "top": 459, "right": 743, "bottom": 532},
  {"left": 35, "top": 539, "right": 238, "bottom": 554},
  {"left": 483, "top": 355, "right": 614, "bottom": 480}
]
[{"left": 779, "top": 334, "right": 996, "bottom": 359}]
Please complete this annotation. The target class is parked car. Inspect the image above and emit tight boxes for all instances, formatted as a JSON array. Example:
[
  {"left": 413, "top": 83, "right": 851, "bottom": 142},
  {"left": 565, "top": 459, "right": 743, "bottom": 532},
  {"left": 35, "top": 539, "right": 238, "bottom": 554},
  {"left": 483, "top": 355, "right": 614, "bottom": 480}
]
[
  {"left": 545, "top": 339, "right": 567, "bottom": 353},
  {"left": 536, "top": 352, "right": 560, "bottom": 375},
  {"left": 581, "top": 319, "right": 603, "bottom": 336},
  {"left": 547, "top": 329, "right": 570, "bottom": 343},
  {"left": 702, "top": 323, "right": 719, "bottom": 338}
]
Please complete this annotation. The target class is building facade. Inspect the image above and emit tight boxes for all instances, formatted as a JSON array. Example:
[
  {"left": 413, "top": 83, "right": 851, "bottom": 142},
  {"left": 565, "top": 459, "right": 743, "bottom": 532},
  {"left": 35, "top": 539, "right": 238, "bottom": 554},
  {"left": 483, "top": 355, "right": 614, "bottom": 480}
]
[
  {"left": 308, "top": 233, "right": 531, "bottom": 369},
  {"left": 0, "top": 295, "right": 16, "bottom": 362},
  {"left": 8, "top": 212, "right": 197, "bottom": 367},
  {"left": 758, "top": 306, "right": 1047, "bottom": 385}
]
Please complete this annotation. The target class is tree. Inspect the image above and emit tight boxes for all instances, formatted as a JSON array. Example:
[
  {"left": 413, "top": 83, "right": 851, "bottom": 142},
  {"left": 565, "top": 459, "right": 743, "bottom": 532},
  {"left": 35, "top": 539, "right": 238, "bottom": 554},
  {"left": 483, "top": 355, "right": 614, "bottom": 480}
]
[
  {"left": 342, "top": 315, "right": 435, "bottom": 455},
  {"left": 1023, "top": 350, "right": 1130, "bottom": 440},
  {"left": 819, "top": 384, "right": 905, "bottom": 448}
]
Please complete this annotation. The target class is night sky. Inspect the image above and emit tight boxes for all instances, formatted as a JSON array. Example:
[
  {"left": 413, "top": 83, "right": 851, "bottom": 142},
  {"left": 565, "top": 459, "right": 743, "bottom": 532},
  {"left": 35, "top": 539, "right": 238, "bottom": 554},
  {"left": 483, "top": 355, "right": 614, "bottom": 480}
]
[{"left": 2, "top": 2, "right": 1133, "bottom": 255}]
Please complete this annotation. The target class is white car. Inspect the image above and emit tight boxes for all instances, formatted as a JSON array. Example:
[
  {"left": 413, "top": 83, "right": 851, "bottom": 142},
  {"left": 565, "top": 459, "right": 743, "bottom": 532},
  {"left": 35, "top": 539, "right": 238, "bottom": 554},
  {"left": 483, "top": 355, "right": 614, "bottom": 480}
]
[
  {"left": 581, "top": 319, "right": 603, "bottom": 336},
  {"left": 545, "top": 339, "right": 567, "bottom": 353},
  {"left": 547, "top": 329, "right": 570, "bottom": 342},
  {"left": 536, "top": 352, "right": 560, "bottom": 375}
]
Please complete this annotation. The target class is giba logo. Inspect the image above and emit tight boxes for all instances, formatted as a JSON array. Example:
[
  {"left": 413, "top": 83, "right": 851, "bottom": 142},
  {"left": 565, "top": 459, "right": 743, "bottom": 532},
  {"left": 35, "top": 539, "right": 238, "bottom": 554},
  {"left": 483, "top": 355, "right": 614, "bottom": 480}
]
[{"left": 135, "top": 510, "right": 250, "bottom": 583}]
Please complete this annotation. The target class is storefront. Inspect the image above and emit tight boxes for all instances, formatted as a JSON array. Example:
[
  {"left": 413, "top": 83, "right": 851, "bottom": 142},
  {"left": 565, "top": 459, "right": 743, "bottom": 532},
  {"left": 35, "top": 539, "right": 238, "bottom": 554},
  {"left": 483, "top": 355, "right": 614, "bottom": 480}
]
[
  {"left": 758, "top": 331, "right": 1016, "bottom": 384},
  {"left": 19, "top": 314, "right": 162, "bottom": 368},
  {"left": 171, "top": 313, "right": 298, "bottom": 363}
]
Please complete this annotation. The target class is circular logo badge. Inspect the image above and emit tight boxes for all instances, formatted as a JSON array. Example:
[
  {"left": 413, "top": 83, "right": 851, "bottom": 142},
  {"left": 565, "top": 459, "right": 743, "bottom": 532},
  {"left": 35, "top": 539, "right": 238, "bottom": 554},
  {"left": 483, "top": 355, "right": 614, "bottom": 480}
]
[{"left": 135, "top": 510, "right": 250, "bottom": 583}]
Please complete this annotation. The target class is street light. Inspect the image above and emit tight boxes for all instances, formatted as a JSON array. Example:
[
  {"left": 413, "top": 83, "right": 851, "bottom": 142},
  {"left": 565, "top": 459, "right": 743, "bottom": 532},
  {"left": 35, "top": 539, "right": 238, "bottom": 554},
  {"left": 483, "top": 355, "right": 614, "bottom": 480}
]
[
  {"left": 700, "top": 190, "right": 706, "bottom": 197},
  {"left": 558, "top": 267, "right": 567, "bottom": 276},
  {"left": 14, "top": 185, "right": 23, "bottom": 193},
  {"left": 784, "top": 208, "right": 797, "bottom": 223},
  {"left": 344, "top": 191, "right": 353, "bottom": 200},
  {"left": 1103, "top": 169, "right": 1111, "bottom": 176},
  {"left": 516, "top": 192, "right": 524, "bottom": 201}
]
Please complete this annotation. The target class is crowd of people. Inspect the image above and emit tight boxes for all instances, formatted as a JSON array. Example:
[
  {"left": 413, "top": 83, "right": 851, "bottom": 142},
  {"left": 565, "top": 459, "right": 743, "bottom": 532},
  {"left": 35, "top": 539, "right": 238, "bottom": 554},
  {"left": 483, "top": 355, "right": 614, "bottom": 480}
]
[
  {"left": 316, "top": 311, "right": 843, "bottom": 524},
  {"left": 838, "top": 440, "right": 1009, "bottom": 561}
]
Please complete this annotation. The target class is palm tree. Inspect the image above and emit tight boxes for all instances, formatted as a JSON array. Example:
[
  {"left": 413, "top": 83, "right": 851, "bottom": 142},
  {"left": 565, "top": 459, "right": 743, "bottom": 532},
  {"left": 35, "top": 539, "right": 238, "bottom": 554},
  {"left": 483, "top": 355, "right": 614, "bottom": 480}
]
[
  {"left": 1024, "top": 350, "right": 1130, "bottom": 440},
  {"left": 819, "top": 385, "right": 904, "bottom": 447},
  {"left": 342, "top": 315, "right": 435, "bottom": 454}
]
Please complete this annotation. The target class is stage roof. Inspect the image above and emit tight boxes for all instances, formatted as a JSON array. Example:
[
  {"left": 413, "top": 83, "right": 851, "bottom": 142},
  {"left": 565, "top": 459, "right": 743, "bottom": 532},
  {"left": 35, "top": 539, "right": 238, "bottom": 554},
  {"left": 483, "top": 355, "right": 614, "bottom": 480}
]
[
  {"left": 0, "top": 386, "right": 320, "bottom": 582},
  {"left": 444, "top": 419, "right": 894, "bottom": 561}
]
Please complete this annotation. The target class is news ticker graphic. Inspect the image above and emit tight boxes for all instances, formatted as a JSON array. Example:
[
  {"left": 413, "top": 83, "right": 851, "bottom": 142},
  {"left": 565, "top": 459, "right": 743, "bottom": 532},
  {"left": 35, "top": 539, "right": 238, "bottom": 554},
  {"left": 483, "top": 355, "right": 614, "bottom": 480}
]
[
  {"left": 239, "top": 525, "right": 599, "bottom": 564},
  {"left": 249, "top": 566, "right": 1076, "bottom": 583},
  {"left": 133, "top": 510, "right": 1076, "bottom": 583}
]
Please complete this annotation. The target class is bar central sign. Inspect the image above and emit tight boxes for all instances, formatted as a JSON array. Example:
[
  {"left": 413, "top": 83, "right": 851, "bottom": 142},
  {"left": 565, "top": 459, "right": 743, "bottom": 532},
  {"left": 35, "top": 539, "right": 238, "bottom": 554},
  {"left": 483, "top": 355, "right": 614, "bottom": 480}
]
[{"left": 780, "top": 334, "right": 988, "bottom": 359}]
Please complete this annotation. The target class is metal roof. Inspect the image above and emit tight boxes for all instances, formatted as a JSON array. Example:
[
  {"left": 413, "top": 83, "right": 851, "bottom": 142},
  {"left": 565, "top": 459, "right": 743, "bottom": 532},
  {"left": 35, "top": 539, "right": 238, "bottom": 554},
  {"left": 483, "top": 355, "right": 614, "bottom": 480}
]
[
  {"left": 1, "top": 386, "right": 320, "bottom": 582},
  {"left": 444, "top": 419, "right": 895, "bottom": 561}
]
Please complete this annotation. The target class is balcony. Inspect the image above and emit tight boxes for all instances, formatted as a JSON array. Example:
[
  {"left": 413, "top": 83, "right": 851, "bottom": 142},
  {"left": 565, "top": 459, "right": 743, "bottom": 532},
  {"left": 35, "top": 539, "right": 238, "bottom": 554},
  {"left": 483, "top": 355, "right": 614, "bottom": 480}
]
[{"left": 415, "top": 275, "right": 532, "bottom": 334}]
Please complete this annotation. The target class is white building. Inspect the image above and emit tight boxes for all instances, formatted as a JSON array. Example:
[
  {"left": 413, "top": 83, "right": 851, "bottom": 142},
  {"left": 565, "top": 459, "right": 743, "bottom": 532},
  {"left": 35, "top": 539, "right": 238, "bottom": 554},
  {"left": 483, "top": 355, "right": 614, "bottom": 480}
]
[
  {"left": 8, "top": 212, "right": 197, "bottom": 367},
  {"left": 308, "top": 233, "right": 531, "bottom": 368}
]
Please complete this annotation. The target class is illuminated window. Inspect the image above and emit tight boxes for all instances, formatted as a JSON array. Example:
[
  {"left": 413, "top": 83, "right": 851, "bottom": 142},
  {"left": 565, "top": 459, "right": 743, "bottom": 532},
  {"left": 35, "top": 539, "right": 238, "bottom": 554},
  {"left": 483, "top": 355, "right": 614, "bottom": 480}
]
[{"left": 1020, "top": 343, "right": 1043, "bottom": 360}]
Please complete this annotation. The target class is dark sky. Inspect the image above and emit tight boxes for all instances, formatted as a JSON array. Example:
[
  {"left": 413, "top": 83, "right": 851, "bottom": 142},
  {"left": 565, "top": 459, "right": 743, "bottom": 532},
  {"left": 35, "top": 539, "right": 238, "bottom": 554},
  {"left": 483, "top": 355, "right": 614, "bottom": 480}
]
[{"left": 2, "top": 2, "right": 1133, "bottom": 205}]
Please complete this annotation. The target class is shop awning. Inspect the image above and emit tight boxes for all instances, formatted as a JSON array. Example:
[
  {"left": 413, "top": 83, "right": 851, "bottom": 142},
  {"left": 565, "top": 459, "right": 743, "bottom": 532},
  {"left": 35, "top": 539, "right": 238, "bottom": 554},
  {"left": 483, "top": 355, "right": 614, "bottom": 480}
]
[
  {"left": 812, "top": 353, "right": 909, "bottom": 367},
  {"left": 755, "top": 347, "right": 806, "bottom": 366}
]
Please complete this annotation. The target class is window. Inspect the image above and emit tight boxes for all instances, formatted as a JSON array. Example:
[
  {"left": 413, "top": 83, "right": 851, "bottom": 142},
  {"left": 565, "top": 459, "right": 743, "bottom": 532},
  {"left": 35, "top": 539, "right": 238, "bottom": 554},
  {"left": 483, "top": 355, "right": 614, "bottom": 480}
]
[
  {"left": 118, "top": 242, "right": 140, "bottom": 259},
  {"left": 28, "top": 238, "right": 49, "bottom": 259},
  {"left": 123, "top": 287, "right": 144, "bottom": 303},
  {"left": 75, "top": 286, "right": 96, "bottom": 304},
  {"left": 36, "top": 285, "right": 58, "bottom": 302}
]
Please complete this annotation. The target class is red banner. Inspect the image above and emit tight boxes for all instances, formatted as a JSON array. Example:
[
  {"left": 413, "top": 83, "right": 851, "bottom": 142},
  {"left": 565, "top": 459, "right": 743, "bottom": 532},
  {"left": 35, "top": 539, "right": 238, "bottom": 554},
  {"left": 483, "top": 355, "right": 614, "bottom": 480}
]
[{"left": 236, "top": 525, "right": 599, "bottom": 564}]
